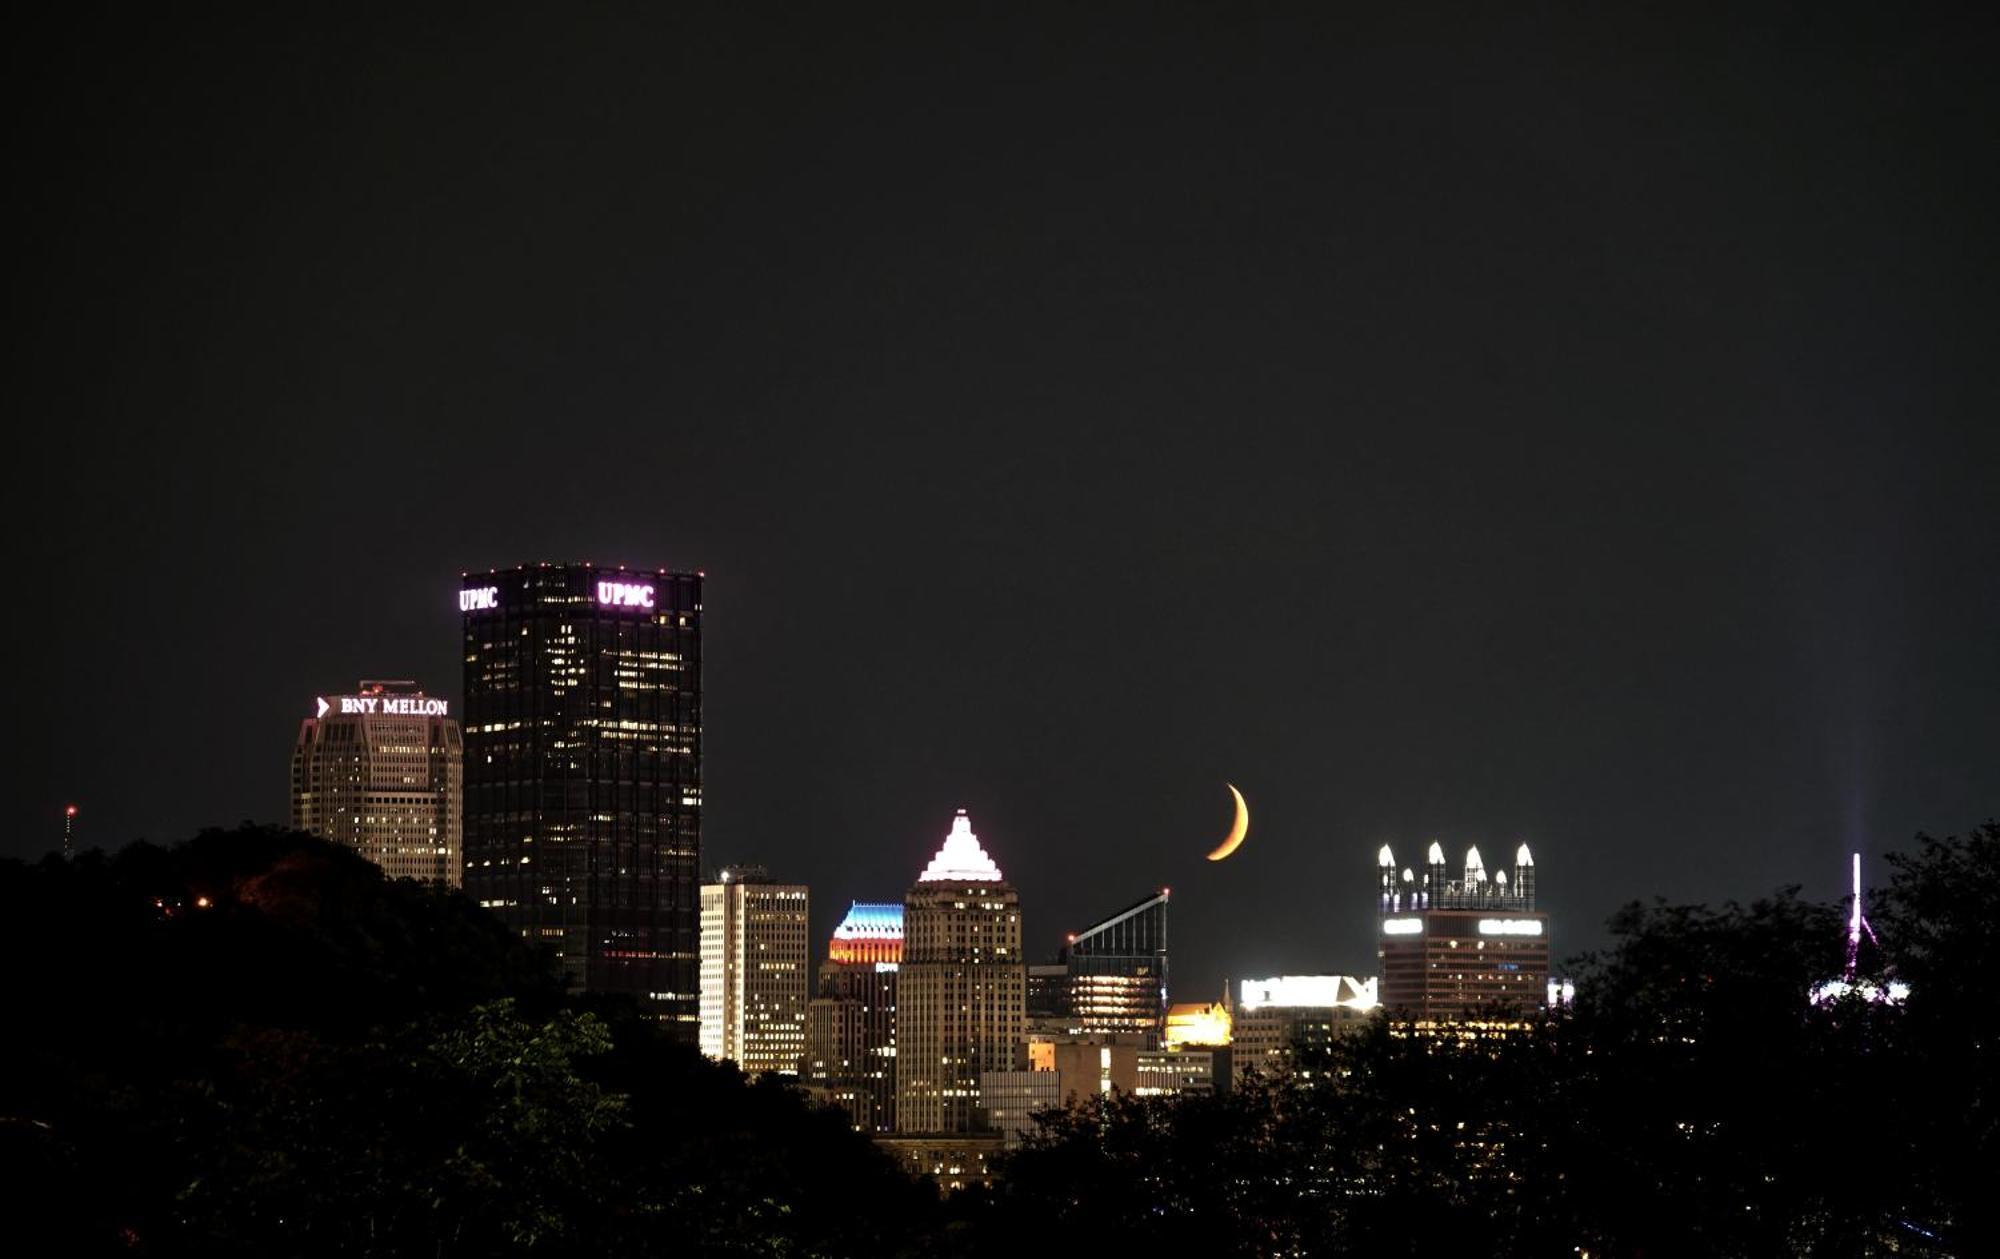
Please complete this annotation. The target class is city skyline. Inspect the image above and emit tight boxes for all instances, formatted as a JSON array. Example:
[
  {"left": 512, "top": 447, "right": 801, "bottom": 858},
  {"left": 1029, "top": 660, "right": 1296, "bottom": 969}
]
[
  {"left": 17, "top": 6, "right": 1997, "bottom": 1009},
  {"left": 9, "top": 5, "right": 1992, "bottom": 1248},
  {"left": 38, "top": 616, "right": 1972, "bottom": 999}
]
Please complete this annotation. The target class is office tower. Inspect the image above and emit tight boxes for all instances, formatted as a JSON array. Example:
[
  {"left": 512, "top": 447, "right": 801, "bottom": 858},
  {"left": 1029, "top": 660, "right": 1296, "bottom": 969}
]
[
  {"left": 1025, "top": 962, "right": 1072, "bottom": 1032},
  {"left": 1376, "top": 842, "right": 1550, "bottom": 1023},
  {"left": 699, "top": 866, "right": 809, "bottom": 1074},
  {"left": 982, "top": 1037, "right": 1138, "bottom": 1147},
  {"left": 976, "top": 1070, "right": 1068, "bottom": 1149},
  {"left": 1136, "top": 1047, "right": 1227, "bottom": 1097},
  {"left": 291, "top": 680, "right": 461, "bottom": 885},
  {"left": 803, "top": 902, "right": 902, "bottom": 1132},
  {"left": 897, "top": 810, "right": 1026, "bottom": 1134},
  {"left": 1058, "top": 889, "right": 1169, "bottom": 1041},
  {"left": 1232, "top": 975, "right": 1376, "bottom": 1076},
  {"left": 460, "top": 563, "right": 703, "bottom": 1035},
  {"left": 1150, "top": 1001, "right": 1237, "bottom": 1096}
]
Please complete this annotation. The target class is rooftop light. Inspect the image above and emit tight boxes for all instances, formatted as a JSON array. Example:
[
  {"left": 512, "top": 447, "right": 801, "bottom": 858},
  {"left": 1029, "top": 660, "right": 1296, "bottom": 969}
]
[{"left": 916, "top": 810, "right": 1004, "bottom": 882}]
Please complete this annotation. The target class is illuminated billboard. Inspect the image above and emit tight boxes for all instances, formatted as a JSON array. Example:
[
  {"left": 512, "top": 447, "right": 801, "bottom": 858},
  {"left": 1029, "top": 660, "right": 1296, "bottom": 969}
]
[
  {"left": 1476, "top": 917, "right": 1544, "bottom": 936},
  {"left": 460, "top": 576, "right": 661, "bottom": 613},
  {"left": 596, "top": 579, "right": 655, "bottom": 609},
  {"left": 1237, "top": 975, "right": 1378, "bottom": 1012},
  {"left": 315, "top": 694, "right": 448, "bottom": 718}
]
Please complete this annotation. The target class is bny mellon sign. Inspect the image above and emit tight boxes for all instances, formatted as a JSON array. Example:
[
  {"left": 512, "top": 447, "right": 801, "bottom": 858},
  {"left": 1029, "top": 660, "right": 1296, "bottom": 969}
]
[{"left": 314, "top": 696, "right": 449, "bottom": 718}]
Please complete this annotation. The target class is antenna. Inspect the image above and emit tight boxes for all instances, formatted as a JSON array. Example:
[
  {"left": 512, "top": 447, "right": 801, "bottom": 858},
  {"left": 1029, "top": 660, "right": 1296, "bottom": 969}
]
[
  {"left": 1811, "top": 851, "right": 1906, "bottom": 1005},
  {"left": 1843, "top": 851, "right": 1882, "bottom": 984},
  {"left": 64, "top": 804, "right": 78, "bottom": 857}
]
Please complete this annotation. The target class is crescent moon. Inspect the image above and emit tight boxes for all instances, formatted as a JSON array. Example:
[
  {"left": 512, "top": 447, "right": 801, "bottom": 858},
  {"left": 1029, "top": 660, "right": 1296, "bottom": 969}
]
[{"left": 1206, "top": 784, "right": 1249, "bottom": 862}]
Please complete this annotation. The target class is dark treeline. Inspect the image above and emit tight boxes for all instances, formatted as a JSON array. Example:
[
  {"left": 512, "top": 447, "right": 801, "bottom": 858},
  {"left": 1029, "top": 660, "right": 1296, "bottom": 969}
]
[
  {"left": 1, "top": 828, "right": 937, "bottom": 1256},
  {"left": 3, "top": 822, "right": 1993, "bottom": 1257}
]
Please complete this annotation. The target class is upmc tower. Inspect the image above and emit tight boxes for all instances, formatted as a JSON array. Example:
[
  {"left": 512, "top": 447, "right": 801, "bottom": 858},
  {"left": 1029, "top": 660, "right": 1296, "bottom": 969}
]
[{"left": 460, "top": 563, "right": 703, "bottom": 1037}]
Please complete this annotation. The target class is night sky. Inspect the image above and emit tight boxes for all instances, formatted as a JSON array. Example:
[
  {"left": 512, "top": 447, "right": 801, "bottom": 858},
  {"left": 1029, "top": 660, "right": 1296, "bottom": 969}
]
[{"left": 16, "top": 5, "right": 1997, "bottom": 1001}]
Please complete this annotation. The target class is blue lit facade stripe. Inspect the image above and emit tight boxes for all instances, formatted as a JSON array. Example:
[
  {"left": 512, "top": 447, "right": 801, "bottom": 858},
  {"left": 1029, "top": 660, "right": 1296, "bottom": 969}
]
[{"left": 833, "top": 902, "right": 904, "bottom": 938}]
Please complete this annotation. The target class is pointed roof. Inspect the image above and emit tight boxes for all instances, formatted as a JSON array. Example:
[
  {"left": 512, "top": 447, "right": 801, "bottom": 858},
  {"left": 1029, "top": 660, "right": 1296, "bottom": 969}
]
[
  {"left": 832, "top": 902, "right": 904, "bottom": 940},
  {"left": 917, "top": 810, "right": 1004, "bottom": 883},
  {"left": 829, "top": 900, "right": 904, "bottom": 965}
]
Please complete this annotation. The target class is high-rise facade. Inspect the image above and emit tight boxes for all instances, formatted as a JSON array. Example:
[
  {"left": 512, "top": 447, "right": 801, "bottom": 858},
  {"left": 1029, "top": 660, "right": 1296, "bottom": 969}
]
[
  {"left": 803, "top": 901, "right": 902, "bottom": 1132},
  {"left": 460, "top": 563, "right": 703, "bottom": 1035},
  {"left": 976, "top": 1070, "right": 1066, "bottom": 1149},
  {"left": 291, "top": 680, "right": 461, "bottom": 885},
  {"left": 1232, "top": 975, "right": 1376, "bottom": 1075},
  {"left": 897, "top": 811, "right": 1026, "bottom": 1134},
  {"left": 1136, "top": 1046, "right": 1227, "bottom": 1097},
  {"left": 1376, "top": 842, "right": 1549, "bottom": 1023},
  {"left": 1058, "top": 889, "right": 1169, "bottom": 1041},
  {"left": 699, "top": 866, "right": 810, "bottom": 1074},
  {"left": 1025, "top": 962, "right": 1072, "bottom": 1031}
]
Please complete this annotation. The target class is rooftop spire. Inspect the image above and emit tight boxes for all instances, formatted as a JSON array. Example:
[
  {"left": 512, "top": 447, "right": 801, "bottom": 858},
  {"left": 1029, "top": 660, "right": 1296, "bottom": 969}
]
[
  {"left": 1377, "top": 844, "right": 1396, "bottom": 867},
  {"left": 1516, "top": 842, "right": 1534, "bottom": 867},
  {"left": 916, "top": 809, "right": 1004, "bottom": 883}
]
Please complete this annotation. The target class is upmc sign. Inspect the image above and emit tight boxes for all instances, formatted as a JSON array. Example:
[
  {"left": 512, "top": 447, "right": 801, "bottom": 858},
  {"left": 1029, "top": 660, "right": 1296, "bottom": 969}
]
[
  {"left": 458, "top": 578, "right": 657, "bottom": 612},
  {"left": 597, "top": 580, "right": 655, "bottom": 609}
]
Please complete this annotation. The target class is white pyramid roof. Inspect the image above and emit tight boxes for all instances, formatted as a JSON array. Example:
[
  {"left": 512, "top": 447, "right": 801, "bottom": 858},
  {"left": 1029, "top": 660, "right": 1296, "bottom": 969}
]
[{"left": 917, "top": 810, "right": 1004, "bottom": 882}]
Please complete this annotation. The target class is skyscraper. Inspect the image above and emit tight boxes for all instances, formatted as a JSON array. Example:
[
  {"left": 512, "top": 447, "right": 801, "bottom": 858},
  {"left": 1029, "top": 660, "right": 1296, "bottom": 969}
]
[
  {"left": 291, "top": 680, "right": 461, "bottom": 885},
  {"left": 897, "top": 810, "right": 1026, "bottom": 1134},
  {"left": 1058, "top": 889, "right": 1169, "bottom": 1040},
  {"left": 460, "top": 563, "right": 703, "bottom": 1035},
  {"left": 802, "top": 901, "right": 902, "bottom": 1131},
  {"left": 699, "top": 866, "right": 810, "bottom": 1074},
  {"left": 1232, "top": 975, "right": 1376, "bottom": 1075},
  {"left": 1376, "top": 842, "right": 1549, "bottom": 1023}
]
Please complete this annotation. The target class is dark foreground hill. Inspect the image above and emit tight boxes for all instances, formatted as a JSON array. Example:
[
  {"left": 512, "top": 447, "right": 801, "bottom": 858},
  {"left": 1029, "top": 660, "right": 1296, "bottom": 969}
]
[{"left": 0, "top": 826, "right": 935, "bottom": 1258}]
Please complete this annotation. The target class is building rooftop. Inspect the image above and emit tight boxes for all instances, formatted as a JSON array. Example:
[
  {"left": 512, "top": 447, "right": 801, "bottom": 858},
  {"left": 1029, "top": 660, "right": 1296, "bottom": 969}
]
[
  {"left": 833, "top": 902, "right": 904, "bottom": 938},
  {"left": 916, "top": 810, "right": 1004, "bottom": 883}
]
